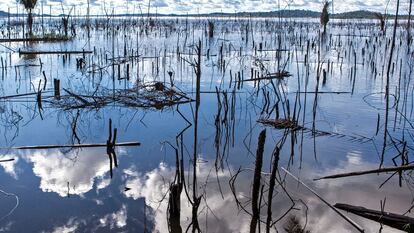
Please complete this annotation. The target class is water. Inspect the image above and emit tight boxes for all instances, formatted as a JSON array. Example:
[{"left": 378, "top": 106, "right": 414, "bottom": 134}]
[{"left": 0, "top": 16, "right": 412, "bottom": 232}]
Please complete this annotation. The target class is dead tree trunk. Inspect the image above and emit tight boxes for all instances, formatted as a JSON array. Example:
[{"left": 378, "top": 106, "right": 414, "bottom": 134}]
[{"left": 250, "top": 129, "right": 266, "bottom": 233}]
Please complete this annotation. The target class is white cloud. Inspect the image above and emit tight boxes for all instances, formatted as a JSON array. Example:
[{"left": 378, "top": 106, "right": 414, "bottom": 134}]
[
  {"left": 122, "top": 158, "right": 411, "bottom": 233},
  {"left": 0, "top": 0, "right": 405, "bottom": 15},
  {"left": 44, "top": 206, "right": 127, "bottom": 233},
  {"left": 0, "top": 221, "right": 14, "bottom": 232},
  {"left": 98, "top": 204, "right": 128, "bottom": 229},
  {"left": 93, "top": 198, "right": 104, "bottom": 205},
  {"left": 0, "top": 155, "right": 19, "bottom": 179},
  {"left": 122, "top": 162, "right": 262, "bottom": 233},
  {"left": 96, "top": 177, "right": 111, "bottom": 191},
  {"left": 46, "top": 218, "right": 80, "bottom": 233},
  {"left": 23, "top": 148, "right": 111, "bottom": 197}
]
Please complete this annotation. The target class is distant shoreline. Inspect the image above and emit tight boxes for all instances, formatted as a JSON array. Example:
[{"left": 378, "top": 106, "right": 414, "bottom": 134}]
[{"left": 0, "top": 9, "right": 409, "bottom": 20}]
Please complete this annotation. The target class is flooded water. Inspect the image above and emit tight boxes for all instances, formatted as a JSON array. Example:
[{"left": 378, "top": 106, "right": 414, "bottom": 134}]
[{"left": 0, "top": 16, "right": 413, "bottom": 232}]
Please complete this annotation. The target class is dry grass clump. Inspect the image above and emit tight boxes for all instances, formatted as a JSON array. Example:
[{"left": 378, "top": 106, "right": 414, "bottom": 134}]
[
  {"left": 257, "top": 118, "right": 302, "bottom": 130},
  {"left": 47, "top": 82, "right": 193, "bottom": 110}
]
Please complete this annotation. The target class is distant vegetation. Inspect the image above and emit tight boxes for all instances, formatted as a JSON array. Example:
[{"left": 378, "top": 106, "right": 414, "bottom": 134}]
[
  {"left": 0, "top": 9, "right": 408, "bottom": 19},
  {"left": 320, "top": 1, "right": 330, "bottom": 33},
  {"left": 18, "top": 0, "right": 37, "bottom": 35}
]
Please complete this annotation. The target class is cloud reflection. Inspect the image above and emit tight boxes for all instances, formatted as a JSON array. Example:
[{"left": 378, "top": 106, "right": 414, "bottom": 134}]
[
  {"left": 0, "top": 155, "right": 19, "bottom": 179},
  {"left": 44, "top": 205, "right": 128, "bottom": 233},
  {"left": 46, "top": 218, "right": 81, "bottom": 233},
  {"left": 122, "top": 156, "right": 412, "bottom": 233},
  {"left": 123, "top": 162, "right": 256, "bottom": 232},
  {"left": 23, "top": 148, "right": 111, "bottom": 197},
  {"left": 99, "top": 204, "right": 127, "bottom": 229}
]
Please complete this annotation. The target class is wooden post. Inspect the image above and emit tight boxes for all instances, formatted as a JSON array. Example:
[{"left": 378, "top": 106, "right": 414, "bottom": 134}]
[
  {"left": 118, "top": 64, "right": 121, "bottom": 80},
  {"left": 54, "top": 79, "right": 61, "bottom": 100},
  {"left": 126, "top": 64, "right": 130, "bottom": 80}
]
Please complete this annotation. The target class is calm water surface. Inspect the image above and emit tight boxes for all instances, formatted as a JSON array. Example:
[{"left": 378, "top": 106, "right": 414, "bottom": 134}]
[{"left": 0, "top": 17, "right": 412, "bottom": 232}]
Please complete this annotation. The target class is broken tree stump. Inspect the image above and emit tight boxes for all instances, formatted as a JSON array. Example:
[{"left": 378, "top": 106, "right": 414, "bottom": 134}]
[{"left": 54, "top": 79, "right": 60, "bottom": 100}]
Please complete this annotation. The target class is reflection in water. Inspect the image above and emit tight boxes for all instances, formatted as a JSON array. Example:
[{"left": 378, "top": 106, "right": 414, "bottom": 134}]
[
  {"left": 44, "top": 205, "right": 128, "bottom": 233},
  {"left": 98, "top": 204, "right": 128, "bottom": 229},
  {"left": 123, "top": 162, "right": 252, "bottom": 233},
  {"left": 0, "top": 222, "right": 14, "bottom": 232},
  {"left": 297, "top": 154, "right": 412, "bottom": 233},
  {"left": 47, "top": 218, "right": 81, "bottom": 233},
  {"left": 0, "top": 14, "right": 414, "bottom": 233},
  {"left": 0, "top": 155, "right": 18, "bottom": 179},
  {"left": 22, "top": 148, "right": 115, "bottom": 197},
  {"left": 121, "top": 158, "right": 411, "bottom": 233}
]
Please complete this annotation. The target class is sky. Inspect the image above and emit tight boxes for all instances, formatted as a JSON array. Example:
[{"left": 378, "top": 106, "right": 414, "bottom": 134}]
[{"left": 0, "top": 0, "right": 411, "bottom": 15}]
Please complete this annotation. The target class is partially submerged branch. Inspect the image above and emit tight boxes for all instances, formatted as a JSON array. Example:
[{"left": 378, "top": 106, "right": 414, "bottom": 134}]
[{"left": 314, "top": 164, "right": 414, "bottom": 181}]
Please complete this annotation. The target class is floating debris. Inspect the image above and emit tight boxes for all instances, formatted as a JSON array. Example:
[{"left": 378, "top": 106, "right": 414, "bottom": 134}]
[
  {"left": 244, "top": 70, "right": 292, "bottom": 82},
  {"left": 257, "top": 118, "right": 303, "bottom": 130},
  {"left": 46, "top": 82, "right": 194, "bottom": 110}
]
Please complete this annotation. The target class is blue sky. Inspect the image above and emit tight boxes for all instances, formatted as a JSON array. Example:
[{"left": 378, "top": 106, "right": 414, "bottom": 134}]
[{"left": 0, "top": 0, "right": 410, "bottom": 15}]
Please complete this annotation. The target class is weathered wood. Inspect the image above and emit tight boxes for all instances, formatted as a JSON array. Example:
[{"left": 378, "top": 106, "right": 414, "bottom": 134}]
[
  {"left": 250, "top": 129, "right": 266, "bottom": 233},
  {"left": 54, "top": 79, "right": 61, "bottom": 100},
  {"left": 282, "top": 168, "right": 365, "bottom": 232},
  {"left": 63, "top": 88, "right": 90, "bottom": 105},
  {"left": 243, "top": 72, "right": 291, "bottom": 82},
  {"left": 19, "top": 50, "right": 92, "bottom": 55},
  {"left": 0, "top": 37, "right": 70, "bottom": 43},
  {"left": 7, "top": 142, "right": 140, "bottom": 150},
  {"left": 0, "top": 159, "right": 14, "bottom": 163},
  {"left": 0, "top": 92, "right": 48, "bottom": 100},
  {"left": 335, "top": 203, "right": 414, "bottom": 232},
  {"left": 314, "top": 164, "right": 414, "bottom": 181},
  {"left": 298, "top": 91, "right": 351, "bottom": 94}
]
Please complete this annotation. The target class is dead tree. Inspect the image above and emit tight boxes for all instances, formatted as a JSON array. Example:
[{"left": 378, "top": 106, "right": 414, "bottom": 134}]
[{"left": 320, "top": 1, "right": 330, "bottom": 34}]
